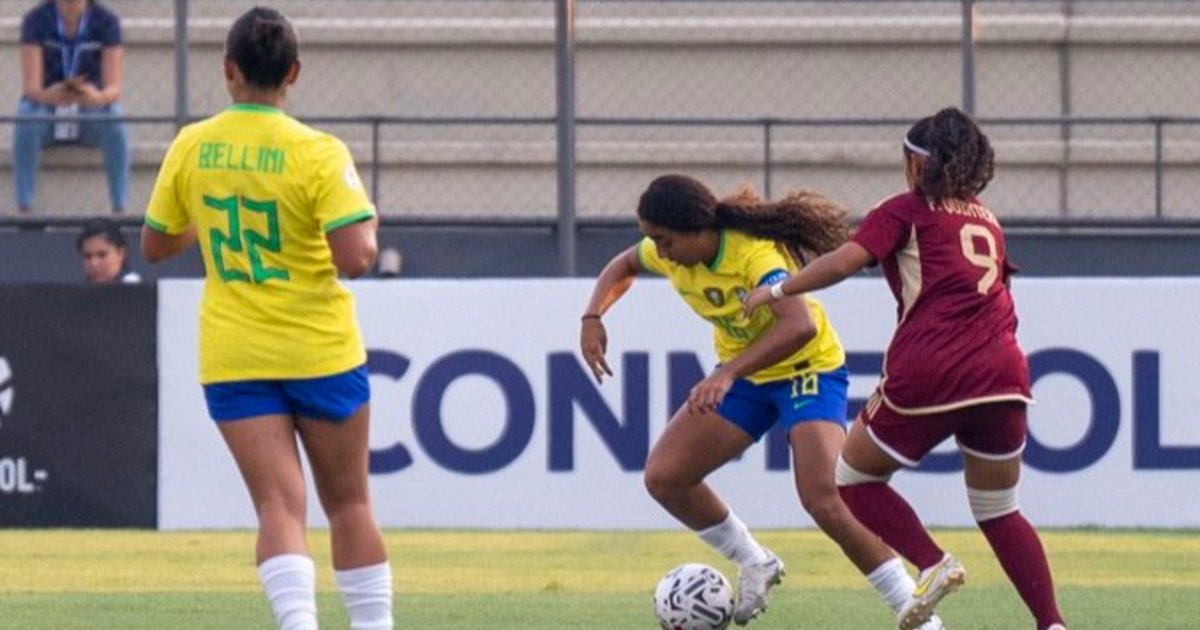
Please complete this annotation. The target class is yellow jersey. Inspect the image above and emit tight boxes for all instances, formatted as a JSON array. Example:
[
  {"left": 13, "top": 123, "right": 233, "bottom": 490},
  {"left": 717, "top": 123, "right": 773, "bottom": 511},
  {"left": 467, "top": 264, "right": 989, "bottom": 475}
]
[
  {"left": 145, "top": 104, "right": 375, "bottom": 384},
  {"left": 638, "top": 230, "right": 845, "bottom": 384}
]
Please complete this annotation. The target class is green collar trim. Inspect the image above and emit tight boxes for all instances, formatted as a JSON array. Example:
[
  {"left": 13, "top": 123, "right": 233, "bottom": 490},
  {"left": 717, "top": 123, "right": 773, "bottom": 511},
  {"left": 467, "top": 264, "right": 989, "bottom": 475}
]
[
  {"left": 228, "top": 103, "right": 283, "bottom": 114},
  {"left": 707, "top": 230, "right": 727, "bottom": 272}
]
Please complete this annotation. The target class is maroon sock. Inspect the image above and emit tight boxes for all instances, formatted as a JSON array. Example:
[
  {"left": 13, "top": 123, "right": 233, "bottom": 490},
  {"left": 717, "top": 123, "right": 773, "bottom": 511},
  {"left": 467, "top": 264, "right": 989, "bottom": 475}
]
[
  {"left": 838, "top": 482, "right": 945, "bottom": 570},
  {"left": 978, "top": 512, "right": 1065, "bottom": 629}
]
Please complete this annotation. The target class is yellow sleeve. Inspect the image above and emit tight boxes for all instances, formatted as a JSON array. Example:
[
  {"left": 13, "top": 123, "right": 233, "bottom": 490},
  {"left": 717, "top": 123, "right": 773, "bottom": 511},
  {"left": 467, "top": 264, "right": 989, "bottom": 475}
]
[
  {"left": 742, "top": 239, "right": 793, "bottom": 287},
  {"left": 636, "top": 237, "right": 671, "bottom": 276},
  {"left": 144, "top": 133, "right": 193, "bottom": 235},
  {"left": 309, "top": 135, "right": 376, "bottom": 233}
]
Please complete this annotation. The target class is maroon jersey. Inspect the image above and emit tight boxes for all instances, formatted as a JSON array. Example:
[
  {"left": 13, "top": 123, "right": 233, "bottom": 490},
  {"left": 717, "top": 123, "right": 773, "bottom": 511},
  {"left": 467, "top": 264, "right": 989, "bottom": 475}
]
[{"left": 852, "top": 191, "right": 1033, "bottom": 413}]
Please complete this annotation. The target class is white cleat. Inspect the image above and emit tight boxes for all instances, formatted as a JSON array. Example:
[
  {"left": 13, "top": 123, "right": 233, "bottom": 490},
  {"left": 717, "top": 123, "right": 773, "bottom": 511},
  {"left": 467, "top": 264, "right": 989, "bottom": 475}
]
[
  {"left": 733, "top": 550, "right": 785, "bottom": 625},
  {"left": 897, "top": 554, "right": 965, "bottom": 630},
  {"left": 1046, "top": 625, "right": 1068, "bottom": 630},
  {"left": 918, "top": 614, "right": 946, "bottom": 630}
]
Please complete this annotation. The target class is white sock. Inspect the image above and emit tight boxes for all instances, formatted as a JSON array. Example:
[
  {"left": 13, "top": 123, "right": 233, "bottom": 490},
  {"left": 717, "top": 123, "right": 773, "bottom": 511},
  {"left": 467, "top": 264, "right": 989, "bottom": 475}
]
[
  {"left": 258, "top": 554, "right": 318, "bottom": 630},
  {"left": 867, "top": 557, "right": 917, "bottom": 613},
  {"left": 335, "top": 561, "right": 394, "bottom": 630},
  {"left": 697, "top": 512, "right": 768, "bottom": 567}
]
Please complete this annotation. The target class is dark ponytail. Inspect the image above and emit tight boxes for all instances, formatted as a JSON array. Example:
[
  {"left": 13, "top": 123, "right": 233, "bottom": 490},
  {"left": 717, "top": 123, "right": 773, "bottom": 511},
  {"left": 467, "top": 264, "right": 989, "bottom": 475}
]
[
  {"left": 225, "top": 7, "right": 298, "bottom": 89},
  {"left": 636, "top": 174, "right": 851, "bottom": 265},
  {"left": 713, "top": 187, "right": 850, "bottom": 264},
  {"left": 906, "top": 107, "right": 994, "bottom": 200}
]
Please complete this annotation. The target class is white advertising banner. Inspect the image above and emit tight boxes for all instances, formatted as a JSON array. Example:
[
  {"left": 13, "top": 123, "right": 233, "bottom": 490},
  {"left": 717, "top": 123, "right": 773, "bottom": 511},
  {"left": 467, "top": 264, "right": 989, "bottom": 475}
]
[{"left": 158, "top": 278, "right": 1200, "bottom": 529}]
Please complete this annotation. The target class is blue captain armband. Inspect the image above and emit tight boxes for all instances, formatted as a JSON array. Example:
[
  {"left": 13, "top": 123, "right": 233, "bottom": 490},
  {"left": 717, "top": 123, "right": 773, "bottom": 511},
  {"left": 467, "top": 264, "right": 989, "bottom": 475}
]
[{"left": 756, "top": 269, "right": 789, "bottom": 287}]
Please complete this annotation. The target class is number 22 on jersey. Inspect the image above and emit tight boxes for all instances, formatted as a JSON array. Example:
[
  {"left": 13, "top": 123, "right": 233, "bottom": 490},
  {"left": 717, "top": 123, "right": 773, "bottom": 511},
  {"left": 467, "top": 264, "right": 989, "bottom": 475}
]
[{"left": 205, "top": 194, "right": 291, "bottom": 284}]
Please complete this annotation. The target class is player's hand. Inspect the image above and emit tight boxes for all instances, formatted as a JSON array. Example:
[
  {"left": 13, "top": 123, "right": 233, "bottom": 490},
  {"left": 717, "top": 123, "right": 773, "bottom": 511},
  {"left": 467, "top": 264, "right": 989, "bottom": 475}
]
[
  {"left": 742, "top": 285, "right": 773, "bottom": 318},
  {"left": 580, "top": 317, "right": 613, "bottom": 384},
  {"left": 687, "top": 370, "right": 734, "bottom": 414}
]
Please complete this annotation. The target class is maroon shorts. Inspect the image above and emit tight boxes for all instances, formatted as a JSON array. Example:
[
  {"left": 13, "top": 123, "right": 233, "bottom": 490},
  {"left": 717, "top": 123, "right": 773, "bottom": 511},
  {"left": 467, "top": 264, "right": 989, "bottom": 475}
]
[{"left": 858, "top": 394, "right": 1027, "bottom": 467}]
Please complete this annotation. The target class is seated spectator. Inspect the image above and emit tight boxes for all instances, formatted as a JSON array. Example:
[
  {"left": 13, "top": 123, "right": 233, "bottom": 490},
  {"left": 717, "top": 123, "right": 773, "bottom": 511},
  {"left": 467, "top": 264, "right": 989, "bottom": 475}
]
[
  {"left": 78, "top": 218, "right": 140, "bottom": 283},
  {"left": 14, "top": 0, "right": 129, "bottom": 214}
]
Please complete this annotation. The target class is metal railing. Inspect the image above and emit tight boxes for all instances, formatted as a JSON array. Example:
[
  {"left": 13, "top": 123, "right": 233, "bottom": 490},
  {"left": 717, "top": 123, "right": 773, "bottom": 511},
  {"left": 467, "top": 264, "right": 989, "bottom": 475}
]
[
  {"left": 4, "top": 0, "right": 1200, "bottom": 274},
  {"left": 5, "top": 112, "right": 1198, "bottom": 224}
]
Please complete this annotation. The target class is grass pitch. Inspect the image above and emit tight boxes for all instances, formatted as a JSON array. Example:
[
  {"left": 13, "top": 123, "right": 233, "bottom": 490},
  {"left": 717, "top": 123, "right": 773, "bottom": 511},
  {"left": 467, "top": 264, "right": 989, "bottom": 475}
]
[{"left": 0, "top": 528, "right": 1196, "bottom": 629}]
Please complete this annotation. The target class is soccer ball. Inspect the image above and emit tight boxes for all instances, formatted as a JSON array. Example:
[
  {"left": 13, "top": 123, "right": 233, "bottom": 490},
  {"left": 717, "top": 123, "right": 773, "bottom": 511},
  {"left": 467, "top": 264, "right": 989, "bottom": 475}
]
[{"left": 653, "top": 563, "right": 734, "bottom": 630}]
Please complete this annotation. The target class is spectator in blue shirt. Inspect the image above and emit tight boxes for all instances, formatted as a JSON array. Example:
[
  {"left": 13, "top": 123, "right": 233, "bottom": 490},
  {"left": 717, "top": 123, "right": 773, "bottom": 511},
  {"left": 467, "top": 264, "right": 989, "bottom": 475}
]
[{"left": 15, "top": 0, "right": 129, "bottom": 214}]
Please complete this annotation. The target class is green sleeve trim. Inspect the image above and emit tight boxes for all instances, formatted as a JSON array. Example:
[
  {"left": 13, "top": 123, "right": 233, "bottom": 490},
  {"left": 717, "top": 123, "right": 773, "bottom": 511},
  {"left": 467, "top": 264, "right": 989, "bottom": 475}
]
[
  {"left": 707, "top": 230, "right": 728, "bottom": 272},
  {"left": 636, "top": 240, "right": 647, "bottom": 272},
  {"left": 144, "top": 216, "right": 173, "bottom": 234},
  {"left": 323, "top": 209, "right": 375, "bottom": 233}
]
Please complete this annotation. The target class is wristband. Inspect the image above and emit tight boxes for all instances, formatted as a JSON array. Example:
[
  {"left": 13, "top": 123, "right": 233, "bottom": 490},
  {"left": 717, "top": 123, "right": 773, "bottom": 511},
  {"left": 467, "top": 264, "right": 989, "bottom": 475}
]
[
  {"left": 770, "top": 283, "right": 787, "bottom": 300},
  {"left": 581, "top": 314, "right": 602, "bottom": 321}
]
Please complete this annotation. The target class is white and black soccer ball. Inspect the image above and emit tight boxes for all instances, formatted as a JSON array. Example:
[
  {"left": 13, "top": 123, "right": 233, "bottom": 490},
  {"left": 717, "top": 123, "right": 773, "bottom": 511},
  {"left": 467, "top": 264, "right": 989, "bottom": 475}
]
[{"left": 653, "top": 563, "right": 734, "bottom": 630}]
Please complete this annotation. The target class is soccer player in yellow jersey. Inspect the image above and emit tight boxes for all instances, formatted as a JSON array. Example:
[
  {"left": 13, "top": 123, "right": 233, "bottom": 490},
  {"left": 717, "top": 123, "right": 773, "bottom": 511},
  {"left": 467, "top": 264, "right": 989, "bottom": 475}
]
[
  {"left": 581, "top": 174, "right": 943, "bottom": 629},
  {"left": 141, "top": 8, "right": 391, "bottom": 630}
]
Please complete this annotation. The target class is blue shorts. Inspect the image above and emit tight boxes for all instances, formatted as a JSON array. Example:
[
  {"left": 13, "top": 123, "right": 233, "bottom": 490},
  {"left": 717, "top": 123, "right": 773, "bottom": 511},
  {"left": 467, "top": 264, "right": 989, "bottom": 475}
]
[
  {"left": 716, "top": 365, "right": 849, "bottom": 441},
  {"left": 203, "top": 365, "right": 370, "bottom": 423}
]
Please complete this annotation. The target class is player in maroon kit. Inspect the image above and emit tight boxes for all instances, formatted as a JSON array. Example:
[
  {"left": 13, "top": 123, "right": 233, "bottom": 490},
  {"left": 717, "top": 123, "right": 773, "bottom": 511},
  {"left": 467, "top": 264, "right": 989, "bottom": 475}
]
[{"left": 744, "top": 107, "right": 1067, "bottom": 630}]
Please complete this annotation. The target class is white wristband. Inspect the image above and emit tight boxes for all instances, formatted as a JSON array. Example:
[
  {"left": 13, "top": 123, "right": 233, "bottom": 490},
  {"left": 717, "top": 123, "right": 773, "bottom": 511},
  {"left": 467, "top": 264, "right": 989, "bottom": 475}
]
[{"left": 770, "top": 282, "right": 787, "bottom": 300}]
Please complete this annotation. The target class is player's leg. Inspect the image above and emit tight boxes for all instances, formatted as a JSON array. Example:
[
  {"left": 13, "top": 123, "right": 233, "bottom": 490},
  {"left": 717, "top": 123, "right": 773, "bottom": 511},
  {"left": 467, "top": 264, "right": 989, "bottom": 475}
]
[
  {"left": 959, "top": 403, "right": 1066, "bottom": 630},
  {"left": 838, "top": 394, "right": 964, "bottom": 630},
  {"left": 218, "top": 414, "right": 311, "bottom": 558},
  {"left": 207, "top": 379, "right": 316, "bottom": 630},
  {"left": 297, "top": 404, "right": 392, "bottom": 630},
  {"left": 291, "top": 367, "right": 391, "bottom": 630},
  {"left": 780, "top": 370, "right": 938, "bottom": 628},
  {"left": 837, "top": 394, "right": 947, "bottom": 571},
  {"left": 295, "top": 406, "right": 386, "bottom": 569},
  {"left": 790, "top": 421, "right": 932, "bottom": 619},
  {"left": 643, "top": 383, "right": 775, "bottom": 625},
  {"left": 781, "top": 369, "right": 895, "bottom": 573},
  {"left": 791, "top": 420, "right": 896, "bottom": 571},
  {"left": 644, "top": 400, "right": 760, "bottom": 536},
  {"left": 215, "top": 410, "right": 315, "bottom": 630}
]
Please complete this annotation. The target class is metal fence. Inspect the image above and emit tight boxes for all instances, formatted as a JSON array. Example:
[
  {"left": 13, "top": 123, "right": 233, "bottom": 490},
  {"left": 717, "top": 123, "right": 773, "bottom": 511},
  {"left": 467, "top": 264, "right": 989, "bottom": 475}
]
[{"left": 2, "top": 0, "right": 1199, "bottom": 230}]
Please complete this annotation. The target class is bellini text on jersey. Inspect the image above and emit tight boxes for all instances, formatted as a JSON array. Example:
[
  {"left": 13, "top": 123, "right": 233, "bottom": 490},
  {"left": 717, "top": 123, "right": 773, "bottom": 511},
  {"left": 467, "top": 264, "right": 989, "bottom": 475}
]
[{"left": 197, "top": 142, "right": 286, "bottom": 175}]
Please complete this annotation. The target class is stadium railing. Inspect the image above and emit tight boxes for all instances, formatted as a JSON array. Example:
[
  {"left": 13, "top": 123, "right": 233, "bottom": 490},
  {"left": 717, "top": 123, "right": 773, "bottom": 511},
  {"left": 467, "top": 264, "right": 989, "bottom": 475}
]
[{"left": 2, "top": 113, "right": 1200, "bottom": 233}]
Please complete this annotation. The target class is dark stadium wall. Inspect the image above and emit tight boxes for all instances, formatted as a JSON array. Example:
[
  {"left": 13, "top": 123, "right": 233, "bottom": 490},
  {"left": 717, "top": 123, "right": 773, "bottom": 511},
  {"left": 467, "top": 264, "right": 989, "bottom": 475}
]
[
  {"left": 0, "top": 286, "right": 158, "bottom": 527},
  {"left": 1, "top": 227, "right": 1199, "bottom": 282}
]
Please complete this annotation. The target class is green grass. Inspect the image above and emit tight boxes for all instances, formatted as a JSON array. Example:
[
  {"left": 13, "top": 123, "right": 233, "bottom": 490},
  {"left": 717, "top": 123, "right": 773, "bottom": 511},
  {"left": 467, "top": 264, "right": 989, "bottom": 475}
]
[{"left": 0, "top": 529, "right": 1197, "bottom": 628}]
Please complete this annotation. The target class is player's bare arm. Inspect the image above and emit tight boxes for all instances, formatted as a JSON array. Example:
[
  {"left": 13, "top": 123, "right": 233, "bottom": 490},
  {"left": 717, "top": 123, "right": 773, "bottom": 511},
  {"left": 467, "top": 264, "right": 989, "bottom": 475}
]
[
  {"left": 688, "top": 295, "right": 816, "bottom": 412},
  {"left": 743, "top": 242, "right": 874, "bottom": 316},
  {"left": 140, "top": 224, "right": 197, "bottom": 264},
  {"left": 327, "top": 216, "right": 379, "bottom": 278},
  {"left": 580, "top": 246, "right": 639, "bottom": 384}
]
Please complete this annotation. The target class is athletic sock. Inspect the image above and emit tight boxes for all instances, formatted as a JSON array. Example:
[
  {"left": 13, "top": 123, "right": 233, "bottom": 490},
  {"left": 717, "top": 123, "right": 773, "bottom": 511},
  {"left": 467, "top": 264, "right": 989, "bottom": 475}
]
[
  {"left": 258, "top": 554, "right": 318, "bottom": 630},
  {"left": 697, "top": 512, "right": 769, "bottom": 567},
  {"left": 335, "top": 561, "right": 395, "bottom": 630},
  {"left": 839, "top": 482, "right": 945, "bottom": 570},
  {"left": 978, "top": 512, "right": 1065, "bottom": 629},
  {"left": 866, "top": 557, "right": 917, "bottom": 613}
]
